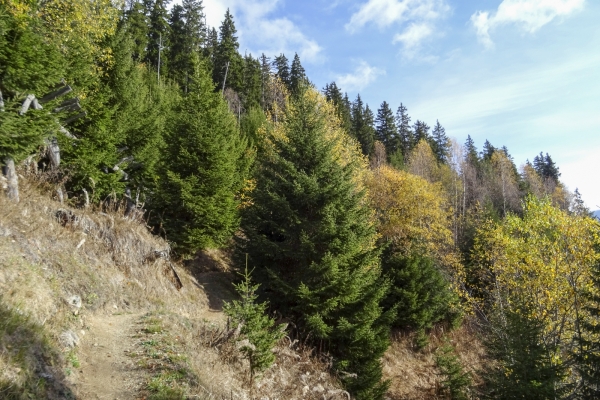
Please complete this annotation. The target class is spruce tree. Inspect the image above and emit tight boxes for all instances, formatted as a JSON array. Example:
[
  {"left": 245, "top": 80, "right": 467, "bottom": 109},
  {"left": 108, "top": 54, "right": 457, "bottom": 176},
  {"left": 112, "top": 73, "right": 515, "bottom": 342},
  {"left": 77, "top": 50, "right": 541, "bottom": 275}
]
[
  {"left": 481, "top": 139, "right": 495, "bottom": 161},
  {"left": 464, "top": 135, "right": 478, "bottom": 164},
  {"left": 413, "top": 120, "right": 430, "bottom": 144},
  {"left": 145, "top": 0, "right": 171, "bottom": 76},
  {"left": 396, "top": 103, "right": 414, "bottom": 159},
  {"left": 323, "top": 82, "right": 352, "bottom": 135},
  {"left": 375, "top": 101, "right": 398, "bottom": 158},
  {"left": 241, "top": 54, "right": 262, "bottom": 110},
  {"left": 484, "top": 308, "right": 565, "bottom": 400},
  {"left": 239, "top": 87, "right": 392, "bottom": 399},
  {"left": 213, "top": 9, "right": 243, "bottom": 92},
  {"left": 124, "top": 0, "right": 149, "bottom": 62},
  {"left": 431, "top": 120, "right": 449, "bottom": 164},
  {"left": 351, "top": 95, "right": 375, "bottom": 156},
  {"left": 272, "top": 53, "right": 291, "bottom": 89},
  {"left": 289, "top": 53, "right": 306, "bottom": 94},
  {"left": 575, "top": 253, "right": 600, "bottom": 398},
  {"left": 154, "top": 56, "right": 251, "bottom": 253},
  {"left": 382, "top": 253, "right": 459, "bottom": 332},
  {"left": 224, "top": 266, "right": 284, "bottom": 381}
]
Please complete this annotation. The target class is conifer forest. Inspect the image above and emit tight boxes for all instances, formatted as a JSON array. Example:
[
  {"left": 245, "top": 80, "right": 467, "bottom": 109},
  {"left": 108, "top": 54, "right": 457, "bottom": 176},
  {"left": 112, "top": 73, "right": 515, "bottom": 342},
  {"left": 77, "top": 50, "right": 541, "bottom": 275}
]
[{"left": 1, "top": 1, "right": 599, "bottom": 399}]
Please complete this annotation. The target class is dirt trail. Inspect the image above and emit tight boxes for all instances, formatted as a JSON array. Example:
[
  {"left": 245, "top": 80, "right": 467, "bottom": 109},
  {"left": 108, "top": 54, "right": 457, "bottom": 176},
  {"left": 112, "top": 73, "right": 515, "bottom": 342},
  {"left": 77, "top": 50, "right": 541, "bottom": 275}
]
[{"left": 73, "top": 312, "right": 147, "bottom": 400}]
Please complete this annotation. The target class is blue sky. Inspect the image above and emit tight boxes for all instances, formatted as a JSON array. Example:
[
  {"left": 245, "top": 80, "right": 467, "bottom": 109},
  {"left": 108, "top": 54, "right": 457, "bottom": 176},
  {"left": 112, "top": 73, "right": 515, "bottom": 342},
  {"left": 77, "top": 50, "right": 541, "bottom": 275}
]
[{"left": 187, "top": 0, "right": 600, "bottom": 209}]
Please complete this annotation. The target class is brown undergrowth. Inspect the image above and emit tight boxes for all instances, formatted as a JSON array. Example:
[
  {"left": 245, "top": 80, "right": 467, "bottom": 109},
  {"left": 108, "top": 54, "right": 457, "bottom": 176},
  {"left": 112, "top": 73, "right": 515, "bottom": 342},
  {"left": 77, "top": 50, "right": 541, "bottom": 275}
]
[{"left": 0, "top": 175, "right": 347, "bottom": 399}]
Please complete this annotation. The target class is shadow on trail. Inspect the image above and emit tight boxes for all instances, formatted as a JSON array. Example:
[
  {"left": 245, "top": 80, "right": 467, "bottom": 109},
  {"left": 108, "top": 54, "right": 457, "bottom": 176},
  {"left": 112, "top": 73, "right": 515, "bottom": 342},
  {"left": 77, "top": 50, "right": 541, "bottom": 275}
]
[
  {"left": 0, "top": 300, "right": 76, "bottom": 400},
  {"left": 183, "top": 250, "right": 238, "bottom": 312}
]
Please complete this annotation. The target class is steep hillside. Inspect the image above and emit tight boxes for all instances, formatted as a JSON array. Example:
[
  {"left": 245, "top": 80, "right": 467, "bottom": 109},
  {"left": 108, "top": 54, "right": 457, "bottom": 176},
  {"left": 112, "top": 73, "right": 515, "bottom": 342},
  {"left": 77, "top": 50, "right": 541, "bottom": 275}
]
[{"left": 0, "top": 177, "right": 348, "bottom": 399}]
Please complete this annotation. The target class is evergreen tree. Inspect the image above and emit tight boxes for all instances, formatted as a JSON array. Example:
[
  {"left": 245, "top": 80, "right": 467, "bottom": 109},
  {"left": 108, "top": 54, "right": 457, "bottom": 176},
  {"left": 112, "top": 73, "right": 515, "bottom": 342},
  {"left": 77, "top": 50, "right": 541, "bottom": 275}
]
[
  {"left": 154, "top": 56, "right": 251, "bottom": 253},
  {"left": 351, "top": 95, "right": 375, "bottom": 156},
  {"left": 375, "top": 101, "right": 398, "bottom": 157},
  {"left": 204, "top": 27, "right": 218, "bottom": 68},
  {"left": 259, "top": 53, "right": 271, "bottom": 109},
  {"left": 431, "top": 120, "right": 449, "bottom": 164},
  {"left": 272, "top": 53, "right": 291, "bottom": 89},
  {"left": 289, "top": 53, "right": 307, "bottom": 94},
  {"left": 484, "top": 308, "right": 565, "bottom": 400},
  {"left": 533, "top": 152, "right": 561, "bottom": 182},
  {"left": 464, "top": 135, "right": 478, "bottom": 164},
  {"left": 241, "top": 54, "right": 262, "bottom": 110},
  {"left": 145, "top": 0, "right": 171, "bottom": 76},
  {"left": 396, "top": 103, "right": 414, "bottom": 158},
  {"left": 124, "top": 0, "right": 149, "bottom": 62},
  {"left": 323, "top": 82, "right": 351, "bottom": 135},
  {"left": 0, "top": 4, "right": 64, "bottom": 163},
  {"left": 382, "top": 253, "right": 459, "bottom": 333},
  {"left": 224, "top": 266, "right": 284, "bottom": 381},
  {"left": 481, "top": 139, "right": 495, "bottom": 161},
  {"left": 213, "top": 9, "right": 243, "bottom": 92},
  {"left": 413, "top": 120, "right": 430, "bottom": 144},
  {"left": 239, "top": 87, "right": 392, "bottom": 399},
  {"left": 576, "top": 252, "right": 600, "bottom": 398}
]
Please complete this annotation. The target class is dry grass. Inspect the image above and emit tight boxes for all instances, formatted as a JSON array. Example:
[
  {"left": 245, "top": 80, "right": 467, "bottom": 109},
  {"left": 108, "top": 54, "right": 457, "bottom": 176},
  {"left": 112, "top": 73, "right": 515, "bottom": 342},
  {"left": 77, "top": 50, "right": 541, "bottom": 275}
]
[
  {"left": 383, "top": 323, "right": 487, "bottom": 399},
  {"left": 0, "top": 175, "right": 346, "bottom": 399}
]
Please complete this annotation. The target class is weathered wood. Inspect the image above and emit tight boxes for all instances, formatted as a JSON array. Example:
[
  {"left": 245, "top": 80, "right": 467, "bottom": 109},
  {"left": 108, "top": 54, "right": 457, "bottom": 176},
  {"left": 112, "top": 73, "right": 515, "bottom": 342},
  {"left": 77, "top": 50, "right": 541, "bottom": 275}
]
[
  {"left": 32, "top": 98, "right": 42, "bottom": 110},
  {"left": 62, "top": 111, "right": 87, "bottom": 125},
  {"left": 124, "top": 187, "right": 135, "bottom": 217},
  {"left": 82, "top": 188, "right": 90, "bottom": 208},
  {"left": 0, "top": 89, "right": 4, "bottom": 111},
  {"left": 47, "top": 137, "right": 60, "bottom": 168},
  {"left": 19, "top": 94, "right": 35, "bottom": 115},
  {"left": 59, "top": 126, "right": 78, "bottom": 140},
  {"left": 57, "top": 187, "right": 64, "bottom": 204},
  {"left": 3, "top": 158, "right": 19, "bottom": 202},
  {"left": 53, "top": 97, "right": 81, "bottom": 113},
  {"left": 39, "top": 85, "right": 72, "bottom": 104}
]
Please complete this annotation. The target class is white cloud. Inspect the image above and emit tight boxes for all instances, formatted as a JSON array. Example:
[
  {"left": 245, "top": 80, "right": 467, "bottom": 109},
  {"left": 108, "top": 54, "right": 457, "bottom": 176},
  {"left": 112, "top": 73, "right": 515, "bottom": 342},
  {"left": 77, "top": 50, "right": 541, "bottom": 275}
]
[
  {"left": 336, "top": 61, "right": 385, "bottom": 92},
  {"left": 177, "top": 0, "right": 322, "bottom": 62},
  {"left": 346, "top": 0, "right": 448, "bottom": 57},
  {"left": 393, "top": 22, "right": 433, "bottom": 49},
  {"left": 471, "top": 0, "right": 585, "bottom": 48}
]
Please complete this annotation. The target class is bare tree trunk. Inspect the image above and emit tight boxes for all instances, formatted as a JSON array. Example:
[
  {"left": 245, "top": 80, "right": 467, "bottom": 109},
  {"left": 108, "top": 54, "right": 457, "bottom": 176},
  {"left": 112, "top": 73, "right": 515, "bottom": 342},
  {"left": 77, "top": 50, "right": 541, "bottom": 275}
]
[{"left": 3, "top": 158, "right": 19, "bottom": 202}]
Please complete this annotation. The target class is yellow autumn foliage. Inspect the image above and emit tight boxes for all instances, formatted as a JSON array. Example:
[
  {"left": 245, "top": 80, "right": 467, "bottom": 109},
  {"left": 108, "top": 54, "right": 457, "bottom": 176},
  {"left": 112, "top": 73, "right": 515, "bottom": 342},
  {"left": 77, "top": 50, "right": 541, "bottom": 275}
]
[
  {"left": 472, "top": 196, "right": 600, "bottom": 357},
  {"left": 366, "top": 165, "right": 461, "bottom": 269}
]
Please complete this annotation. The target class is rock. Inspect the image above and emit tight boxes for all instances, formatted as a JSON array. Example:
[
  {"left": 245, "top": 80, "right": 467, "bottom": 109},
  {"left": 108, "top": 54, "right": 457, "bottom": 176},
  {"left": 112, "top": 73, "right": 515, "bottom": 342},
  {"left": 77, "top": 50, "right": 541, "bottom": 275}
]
[
  {"left": 60, "top": 330, "right": 80, "bottom": 348},
  {"left": 66, "top": 295, "right": 82, "bottom": 314}
]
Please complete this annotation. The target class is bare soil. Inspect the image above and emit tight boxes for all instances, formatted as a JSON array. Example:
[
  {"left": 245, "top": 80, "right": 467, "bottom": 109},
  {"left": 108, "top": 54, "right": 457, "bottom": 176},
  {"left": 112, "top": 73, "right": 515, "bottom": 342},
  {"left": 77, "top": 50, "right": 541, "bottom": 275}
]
[{"left": 72, "top": 312, "right": 147, "bottom": 400}]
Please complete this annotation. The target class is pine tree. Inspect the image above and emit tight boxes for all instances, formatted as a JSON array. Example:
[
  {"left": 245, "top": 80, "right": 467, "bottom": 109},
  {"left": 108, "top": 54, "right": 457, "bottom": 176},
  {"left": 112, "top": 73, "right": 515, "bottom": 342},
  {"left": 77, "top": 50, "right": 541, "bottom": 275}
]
[
  {"left": 289, "top": 53, "right": 306, "bottom": 94},
  {"left": 382, "top": 253, "right": 460, "bottom": 332},
  {"left": 213, "top": 9, "right": 243, "bottom": 92},
  {"left": 241, "top": 54, "right": 262, "bottom": 110},
  {"left": 484, "top": 308, "right": 565, "bottom": 400},
  {"left": 272, "top": 53, "right": 291, "bottom": 89},
  {"left": 204, "top": 27, "right": 218, "bottom": 68},
  {"left": 223, "top": 265, "right": 284, "bottom": 381},
  {"left": 350, "top": 95, "right": 375, "bottom": 156},
  {"left": 431, "top": 120, "right": 449, "bottom": 164},
  {"left": 145, "top": 0, "right": 171, "bottom": 76},
  {"left": 239, "top": 87, "right": 392, "bottom": 399},
  {"left": 259, "top": 53, "right": 271, "bottom": 109},
  {"left": 413, "top": 120, "right": 430, "bottom": 144},
  {"left": 323, "top": 82, "right": 352, "bottom": 135},
  {"left": 464, "top": 135, "right": 478, "bottom": 164},
  {"left": 576, "top": 252, "right": 600, "bottom": 398},
  {"left": 0, "top": 5, "right": 64, "bottom": 163},
  {"left": 124, "top": 0, "right": 149, "bottom": 62},
  {"left": 481, "top": 139, "right": 495, "bottom": 161},
  {"left": 154, "top": 56, "right": 251, "bottom": 253},
  {"left": 375, "top": 101, "right": 398, "bottom": 157},
  {"left": 396, "top": 103, "right": 414, "bottom": 158}
]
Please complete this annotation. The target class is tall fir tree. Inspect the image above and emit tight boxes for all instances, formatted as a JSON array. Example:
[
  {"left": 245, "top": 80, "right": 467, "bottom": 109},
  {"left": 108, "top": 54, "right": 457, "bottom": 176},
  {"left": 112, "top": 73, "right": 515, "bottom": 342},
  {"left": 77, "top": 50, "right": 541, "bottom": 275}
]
[
  {"left": 213, "top": 9, "right": 243, "bottom": 92},
  {"left": 323, "top": 82, "right": 352, "bottom": 135},
  {"left": 239, "top": 87, "right": 392, "bottom": 399},
  {"left": 576, "top": 251, "right": 600, "bottom": 398},
  {"left": 145, "top": 0, "right": 171, "bottom": 76},
  {"left": 481, "top": 139, "right": 495, "bottom": 161},
  {"left": 375, "top": 101, "right": 398, "bottom": 157},
  {"left": 259, "top": 53, "right": 271, "bottom": 109},
  {"left": 241, "top": 54, "right": 262, "bottom": 110},
  {"left": 464, "top": 135, "right": 478, "bottom": 164},
  {"left": 413, "top": 120, "right": 430, "bottom": 144},
  {"left": 154, "top": 56, "right": 251, "bottom": 253},
  {"left": 272, "top": 53, "right": 291, "bottom": 89},
  {"left": 431, "top": 120, "right": 449, "bottom": 164},
  {"left": 289, "top": 53, "right": 306, "bottom": 94},
  {"left": 351, "top": 94, "right": 375, "bottom": 156},
  {"left": 124, "top": 0, "right": 149, "bottom": 62},
  {"left": 396, "top": 103, "right": 414, "bottom": 159}
]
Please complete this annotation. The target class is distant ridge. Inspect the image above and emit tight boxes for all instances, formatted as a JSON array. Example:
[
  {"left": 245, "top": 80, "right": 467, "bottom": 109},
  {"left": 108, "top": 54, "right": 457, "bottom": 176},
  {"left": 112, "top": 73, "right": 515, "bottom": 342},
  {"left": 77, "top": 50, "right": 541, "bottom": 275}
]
[{"left": 593, "top": 210, "right": 600, "bottom": 219}]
